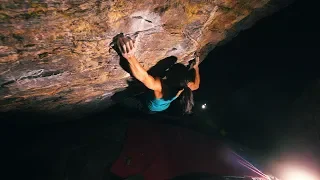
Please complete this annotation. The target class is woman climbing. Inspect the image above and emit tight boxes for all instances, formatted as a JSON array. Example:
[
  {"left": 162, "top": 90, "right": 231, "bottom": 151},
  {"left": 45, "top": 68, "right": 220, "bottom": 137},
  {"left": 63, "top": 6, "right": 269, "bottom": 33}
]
[{"left": 116, "top": 35, "right": 200, "bottom": 114}]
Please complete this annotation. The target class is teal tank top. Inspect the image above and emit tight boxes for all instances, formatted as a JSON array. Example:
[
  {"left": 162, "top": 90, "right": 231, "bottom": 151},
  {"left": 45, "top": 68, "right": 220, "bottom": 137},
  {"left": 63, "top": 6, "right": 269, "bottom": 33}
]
[{"left": 145, "top": 91, "right": 178, "bottom": 112}]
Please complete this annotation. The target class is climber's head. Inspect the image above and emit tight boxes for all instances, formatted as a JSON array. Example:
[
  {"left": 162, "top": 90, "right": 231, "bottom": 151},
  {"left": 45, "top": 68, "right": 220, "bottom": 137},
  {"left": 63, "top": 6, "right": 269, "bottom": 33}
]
[
  {"left": 165, "top": 63, "right": 194, "bottom": 114},
  {"left": 165, "top": 63, "right": 188, "bottom": 87}
]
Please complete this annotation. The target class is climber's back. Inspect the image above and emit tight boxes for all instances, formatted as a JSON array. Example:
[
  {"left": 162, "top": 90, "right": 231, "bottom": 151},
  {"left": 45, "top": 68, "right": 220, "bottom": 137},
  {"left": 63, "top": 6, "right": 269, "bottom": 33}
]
[
  {"left": 142, "top": 63, "right": 197, "bottom": 114},
  {"left": 144, "top": 83, "right": 180, "bottom": 112}
]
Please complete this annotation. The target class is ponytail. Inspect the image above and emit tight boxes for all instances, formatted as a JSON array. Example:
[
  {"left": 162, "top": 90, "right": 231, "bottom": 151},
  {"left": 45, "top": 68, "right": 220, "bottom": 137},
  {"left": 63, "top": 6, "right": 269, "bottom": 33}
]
[
  {"left": 180, "top": 84, "right": 194, "bottom": 114},
  {"left": 165, "top": 63, "right": 195, "bottom": 114}
]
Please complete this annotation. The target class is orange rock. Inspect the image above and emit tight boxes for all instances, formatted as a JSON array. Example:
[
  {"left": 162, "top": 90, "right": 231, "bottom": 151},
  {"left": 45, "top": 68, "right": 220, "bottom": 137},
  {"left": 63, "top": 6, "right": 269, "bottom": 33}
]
[{"left": 0, "top": 0, "right": 293, "bottom": 113}]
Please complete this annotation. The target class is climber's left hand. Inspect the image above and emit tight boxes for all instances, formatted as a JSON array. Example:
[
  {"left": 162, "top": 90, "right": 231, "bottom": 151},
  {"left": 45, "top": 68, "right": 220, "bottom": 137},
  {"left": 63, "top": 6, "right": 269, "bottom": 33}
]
[{"left": 117, "top": 36, "right": 136, "bottom": 59}]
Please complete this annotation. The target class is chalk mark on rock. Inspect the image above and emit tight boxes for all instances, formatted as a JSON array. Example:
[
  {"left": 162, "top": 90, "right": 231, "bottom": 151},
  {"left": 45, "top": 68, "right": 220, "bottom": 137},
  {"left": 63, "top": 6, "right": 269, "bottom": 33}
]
[{"left": 0, "top": 70, "right": 65, "bottom": 87}]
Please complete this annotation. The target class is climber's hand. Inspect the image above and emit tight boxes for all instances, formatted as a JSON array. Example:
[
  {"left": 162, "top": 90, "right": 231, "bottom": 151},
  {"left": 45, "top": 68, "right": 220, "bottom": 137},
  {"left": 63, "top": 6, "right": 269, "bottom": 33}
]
[
  {"left": 194, "top": 54, "right": 200, "bottom": 68},
  {"left": 117, "top": 36, "right": 136, "bottom": 59}
]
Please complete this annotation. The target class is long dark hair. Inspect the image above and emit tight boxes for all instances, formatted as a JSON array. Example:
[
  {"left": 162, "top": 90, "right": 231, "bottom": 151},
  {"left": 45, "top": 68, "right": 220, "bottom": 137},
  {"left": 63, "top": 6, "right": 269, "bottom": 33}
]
[{"left": 165, "top": 63, "right": 194, "bottom": 114}]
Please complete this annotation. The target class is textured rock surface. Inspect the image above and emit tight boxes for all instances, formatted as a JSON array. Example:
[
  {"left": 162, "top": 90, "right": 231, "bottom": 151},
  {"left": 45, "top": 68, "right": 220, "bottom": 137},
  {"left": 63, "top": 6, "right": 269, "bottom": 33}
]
[{"left": 0, "top": 0, "right": 292, "bottom": 113}]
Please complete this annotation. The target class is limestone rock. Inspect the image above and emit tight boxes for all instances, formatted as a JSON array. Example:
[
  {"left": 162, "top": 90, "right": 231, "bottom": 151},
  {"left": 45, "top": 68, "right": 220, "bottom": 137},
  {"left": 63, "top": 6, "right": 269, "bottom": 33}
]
[{"left": 0, "top": 0, "right": 293, "bottom": 114}]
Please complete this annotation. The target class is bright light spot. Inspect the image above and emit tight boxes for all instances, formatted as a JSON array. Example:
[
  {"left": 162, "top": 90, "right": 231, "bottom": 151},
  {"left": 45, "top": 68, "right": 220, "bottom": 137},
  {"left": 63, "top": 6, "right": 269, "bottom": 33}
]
[
  {"left": 201, "top": 103, "right": 207, "bottom": 109},
  {"left": 282, "top": 168, "right": 317, "bottom": 180}
]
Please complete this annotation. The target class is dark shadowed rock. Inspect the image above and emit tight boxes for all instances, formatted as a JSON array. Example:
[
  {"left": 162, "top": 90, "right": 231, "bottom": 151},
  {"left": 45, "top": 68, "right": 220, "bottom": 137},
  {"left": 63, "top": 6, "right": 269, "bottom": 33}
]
[{"left": 0, "top": 0, "right": 293, "bottom": 116}]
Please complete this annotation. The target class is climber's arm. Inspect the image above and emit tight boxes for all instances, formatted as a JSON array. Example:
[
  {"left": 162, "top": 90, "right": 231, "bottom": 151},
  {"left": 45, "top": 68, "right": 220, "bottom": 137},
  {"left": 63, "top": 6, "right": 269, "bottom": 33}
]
[
  {"left": 117, "top": 36, "right": 162, "bottom": 92},
  {"left": 127, "top": 56, "right": 162, "bottom": 92},
  {"left": 188, "top": 56, "right": 200, "bottom": 91}
]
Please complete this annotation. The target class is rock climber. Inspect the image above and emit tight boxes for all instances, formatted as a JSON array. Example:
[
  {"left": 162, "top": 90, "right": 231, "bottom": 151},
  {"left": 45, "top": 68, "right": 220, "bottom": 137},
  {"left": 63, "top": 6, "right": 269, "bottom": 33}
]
[{"left": 116, "top": 35, "right": 200, "bottom": 114}]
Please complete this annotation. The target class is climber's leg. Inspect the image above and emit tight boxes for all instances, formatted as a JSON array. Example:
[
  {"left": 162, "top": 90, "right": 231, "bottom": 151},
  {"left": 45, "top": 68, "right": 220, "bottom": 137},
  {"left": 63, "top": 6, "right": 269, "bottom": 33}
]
[
  {"left": 121, "top": 97, "right": 159, "bottom": 115},
  {"left": 120, "top": 97, "right": 144, "bottom": 112}
]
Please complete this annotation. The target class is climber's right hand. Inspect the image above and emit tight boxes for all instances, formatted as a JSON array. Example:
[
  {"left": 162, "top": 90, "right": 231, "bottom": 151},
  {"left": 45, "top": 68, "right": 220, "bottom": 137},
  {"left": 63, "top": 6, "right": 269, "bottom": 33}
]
[
  {"left": 117, "top": 36, "right": 136, "bottom": 59},
  {"left": 194, "top": 55, "right": 200, "bottom": 68}
]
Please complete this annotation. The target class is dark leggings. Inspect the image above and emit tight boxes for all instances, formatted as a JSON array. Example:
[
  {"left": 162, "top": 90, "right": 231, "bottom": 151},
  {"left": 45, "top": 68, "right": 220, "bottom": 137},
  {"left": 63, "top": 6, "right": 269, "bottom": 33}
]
[{"left": 120, "top": 97, "right": 156, "bottom": 114}]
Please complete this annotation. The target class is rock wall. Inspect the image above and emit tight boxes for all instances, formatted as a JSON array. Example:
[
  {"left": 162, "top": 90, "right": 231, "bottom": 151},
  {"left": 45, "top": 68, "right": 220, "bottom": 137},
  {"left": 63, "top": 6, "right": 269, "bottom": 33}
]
[{"left": 0, "top": 0, "right": 293, "bottom": 113}]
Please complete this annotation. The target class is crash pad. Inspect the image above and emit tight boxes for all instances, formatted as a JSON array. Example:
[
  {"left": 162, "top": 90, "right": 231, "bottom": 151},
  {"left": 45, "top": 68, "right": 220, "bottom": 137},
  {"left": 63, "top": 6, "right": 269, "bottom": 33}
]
[{"left": 110, "top": 119, "right": 269, "bottom": 180}]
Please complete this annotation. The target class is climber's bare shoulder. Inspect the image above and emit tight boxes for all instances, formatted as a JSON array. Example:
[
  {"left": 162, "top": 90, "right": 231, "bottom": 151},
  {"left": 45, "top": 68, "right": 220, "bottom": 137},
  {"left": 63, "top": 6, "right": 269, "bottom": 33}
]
[
  {"left": 187, "top": 82, "right": 199, "bottom": 91},
  {"left": 150, "top": 77, "right": 163, "bottom": 99}
]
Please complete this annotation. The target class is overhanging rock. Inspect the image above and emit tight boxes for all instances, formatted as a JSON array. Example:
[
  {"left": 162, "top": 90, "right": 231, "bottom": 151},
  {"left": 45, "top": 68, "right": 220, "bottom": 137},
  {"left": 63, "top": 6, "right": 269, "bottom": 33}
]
[{"left": 0, "top": 0, "right": 293, "bottom": 114}]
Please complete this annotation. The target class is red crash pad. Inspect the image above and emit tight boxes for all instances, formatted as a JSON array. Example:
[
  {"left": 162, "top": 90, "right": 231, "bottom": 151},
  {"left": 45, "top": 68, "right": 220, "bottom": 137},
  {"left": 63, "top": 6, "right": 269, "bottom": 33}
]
[{"left": 110, "top": 119, "right": 269, "bottom": 180}]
